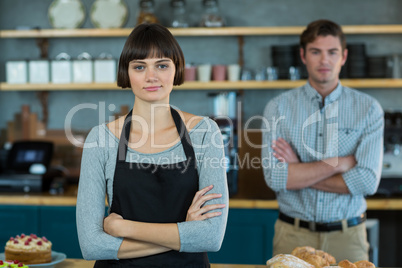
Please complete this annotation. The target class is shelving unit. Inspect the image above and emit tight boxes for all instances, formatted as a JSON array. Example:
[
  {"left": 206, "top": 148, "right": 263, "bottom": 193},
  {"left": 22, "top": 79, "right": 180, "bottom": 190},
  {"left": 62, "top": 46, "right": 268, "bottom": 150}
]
[
  {"left": 2, "top": 79, "right": 402, "bottom": 91},
  {"left": 2, "top": 25, "right": 402, "bottom": 38},
  {"left": 1, "top": 25, "right": 402, "bottom": 91}
]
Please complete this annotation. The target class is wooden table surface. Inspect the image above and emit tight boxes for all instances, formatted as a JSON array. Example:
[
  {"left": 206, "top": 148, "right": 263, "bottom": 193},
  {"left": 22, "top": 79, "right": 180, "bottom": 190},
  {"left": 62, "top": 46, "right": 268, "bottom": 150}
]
[
  {"left": 56, "top": 259, "right": 266, "bottom": 267},
  {"left": 1, "top": 187, "right": 402, "bottom": 210},
  {"left": 55, "top": 259, "right": 395, "bottom": 267}
]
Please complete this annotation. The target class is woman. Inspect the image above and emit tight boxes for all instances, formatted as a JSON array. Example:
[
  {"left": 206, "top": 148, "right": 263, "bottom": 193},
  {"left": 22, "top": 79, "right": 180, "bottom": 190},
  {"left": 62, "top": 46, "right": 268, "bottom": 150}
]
[{"left": 76, "top": 23, "right": 228, "bottom": 267}]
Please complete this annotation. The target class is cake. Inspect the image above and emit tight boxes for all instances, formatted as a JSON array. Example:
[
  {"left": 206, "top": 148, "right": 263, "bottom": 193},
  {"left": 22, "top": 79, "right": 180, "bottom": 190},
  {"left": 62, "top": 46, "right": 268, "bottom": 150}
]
[
  {"left": 0, "top": 260, "right": 29, "bottom": 268},
  {"left": 4, "top": 234, "right": 52, "bottom": 264}
]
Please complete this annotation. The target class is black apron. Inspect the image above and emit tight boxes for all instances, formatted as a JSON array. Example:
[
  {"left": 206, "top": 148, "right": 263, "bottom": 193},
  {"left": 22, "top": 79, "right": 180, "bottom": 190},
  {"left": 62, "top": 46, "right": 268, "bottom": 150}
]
[{"left": 94, "top": 107, "right": 210, "bottom": 268}]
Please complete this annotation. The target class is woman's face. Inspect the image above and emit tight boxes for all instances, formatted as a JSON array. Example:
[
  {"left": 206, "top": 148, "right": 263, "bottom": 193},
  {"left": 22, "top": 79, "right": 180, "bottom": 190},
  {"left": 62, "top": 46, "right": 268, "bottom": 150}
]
[{"left": 128, "top": 57, "right": 176, "bottom": 104}]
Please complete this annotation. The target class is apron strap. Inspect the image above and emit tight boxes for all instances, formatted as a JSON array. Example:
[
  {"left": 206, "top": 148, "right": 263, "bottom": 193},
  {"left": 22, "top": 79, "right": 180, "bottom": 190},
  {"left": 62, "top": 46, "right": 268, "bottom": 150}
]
[
  {"left": 170, "top": 107, "right": 197, "bottom": 168},
  {"left": 117, "top": 109, "right": 133, "bottom": 162}
]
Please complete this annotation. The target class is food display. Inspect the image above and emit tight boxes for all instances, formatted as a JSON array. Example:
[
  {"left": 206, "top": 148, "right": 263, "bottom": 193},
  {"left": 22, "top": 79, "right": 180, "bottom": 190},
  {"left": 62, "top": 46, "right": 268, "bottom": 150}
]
[
  {"left": 266, "top": 254, "right": 315, "bottom": 268},
  {"left": 0, "top": 260, "right": 29, "bottom": 267},
  {"left": 4, "top": 234, "right": 52, "bottom": 264},
  {"left": 339, "top": 259, "right": 376, "bottom": 268},
  {"left": 291, "top": 246, "right": 336, "bottom": 267},
  {"left": 354, "top": 260, "right": 376, "bottom": 268},
  {"left": 267, "top": 246, "right": 376, "bottom": 268}
]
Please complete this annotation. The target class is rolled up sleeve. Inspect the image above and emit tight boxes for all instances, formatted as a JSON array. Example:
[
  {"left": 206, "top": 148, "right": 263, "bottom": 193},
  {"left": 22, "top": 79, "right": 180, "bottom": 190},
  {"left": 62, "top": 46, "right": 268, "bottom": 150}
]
[
  {"left": 262, "top": 100, "right": 289, "bottom": 192},
  {"left": 343, "top": 101, "right": 384, "bottom": 196}
]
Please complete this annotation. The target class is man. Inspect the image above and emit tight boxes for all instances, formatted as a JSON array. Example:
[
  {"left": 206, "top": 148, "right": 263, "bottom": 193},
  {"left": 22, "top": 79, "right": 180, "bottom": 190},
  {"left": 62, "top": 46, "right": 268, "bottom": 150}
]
[{"left": 261, "top": 19, "right": 383, "bottom": 262}]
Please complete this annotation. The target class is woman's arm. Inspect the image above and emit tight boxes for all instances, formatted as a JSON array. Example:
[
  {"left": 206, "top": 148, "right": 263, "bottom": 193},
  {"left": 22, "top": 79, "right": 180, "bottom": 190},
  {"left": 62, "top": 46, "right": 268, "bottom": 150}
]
[
  {"left": 177, "top": 118, "right": 229, "bottom": 252},
  {"left": 76, "top": 127, "right": 123, "bottom": 260},
  {"left": 77, "top": 126, "right": 181, "bottom": 260},
  {"left": 104, "top": 185, "right": 225, "bottom": 251}
]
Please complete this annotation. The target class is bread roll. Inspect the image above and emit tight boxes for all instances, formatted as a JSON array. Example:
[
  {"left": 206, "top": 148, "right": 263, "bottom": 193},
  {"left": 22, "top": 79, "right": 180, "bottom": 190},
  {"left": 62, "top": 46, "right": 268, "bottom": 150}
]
[
  {"left": 338, "top": 260, "right": 357, "bottom": 268},
  {"left": 354, "top": 260, "right": 376, "bottom": 268},
  {"left": 316, "top": 250, "right": 336, "bottom": 265},
  {"left": 291, "top": 246, "right": 316, "bottom": 256},
  {"left": 266, "top": 254, "right": 315, "bottom": 268},
  {"left": 291, "top": 246, "right": 336, "bottom": 268},
  {"left": 302, "top": 253, "right": 328, "bottom": 268}
]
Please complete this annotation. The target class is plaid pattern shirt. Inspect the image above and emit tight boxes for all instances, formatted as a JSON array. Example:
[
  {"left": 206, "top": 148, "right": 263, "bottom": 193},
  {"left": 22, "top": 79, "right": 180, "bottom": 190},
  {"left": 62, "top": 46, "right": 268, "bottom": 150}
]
[{"left": 262, "top": 82, "right": 384, "bottom": 223}]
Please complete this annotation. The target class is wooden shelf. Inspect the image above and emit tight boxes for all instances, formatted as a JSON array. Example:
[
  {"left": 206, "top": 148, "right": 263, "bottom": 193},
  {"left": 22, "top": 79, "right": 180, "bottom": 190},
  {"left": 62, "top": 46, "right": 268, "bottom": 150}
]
[
  {"left": 1, "top": 25, "right": 402, "bottom": 38},
  {"left": 2, "top": 79, "right": 402, "bottom": 91}
]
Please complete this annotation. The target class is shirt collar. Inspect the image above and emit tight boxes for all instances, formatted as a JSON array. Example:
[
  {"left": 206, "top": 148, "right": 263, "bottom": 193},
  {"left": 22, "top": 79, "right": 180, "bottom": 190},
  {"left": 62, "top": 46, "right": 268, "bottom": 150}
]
[{"left": 304, "top": 81, "right": 343, "bottom": 106}]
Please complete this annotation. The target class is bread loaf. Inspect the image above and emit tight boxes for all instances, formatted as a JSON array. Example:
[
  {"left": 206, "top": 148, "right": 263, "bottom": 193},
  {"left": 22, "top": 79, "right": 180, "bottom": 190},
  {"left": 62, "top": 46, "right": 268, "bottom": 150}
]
[
  {"left": 266, "top": 254, "right": 315, "bottom": 268},
  {"left": 338, "top": 260, "right": 357, "bottom": 268},
  {"left": 291, "top": 246, "right": 336, "bottom": 268},
  {"left": 316, "top": 250, "right": 336, "bottom": 264},
  {"left": 354, "top": 260, "right": 375, "bottom": 268}
]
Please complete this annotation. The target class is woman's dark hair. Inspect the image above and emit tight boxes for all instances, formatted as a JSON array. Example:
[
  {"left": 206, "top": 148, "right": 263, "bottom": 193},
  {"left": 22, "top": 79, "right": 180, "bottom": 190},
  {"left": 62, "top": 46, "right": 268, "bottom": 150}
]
[
  {"left": 117, "top": 23, "right": 185, "bottom": 88},
  {"left": 300, "top": 19, "right": 346, "bottom": 55}
]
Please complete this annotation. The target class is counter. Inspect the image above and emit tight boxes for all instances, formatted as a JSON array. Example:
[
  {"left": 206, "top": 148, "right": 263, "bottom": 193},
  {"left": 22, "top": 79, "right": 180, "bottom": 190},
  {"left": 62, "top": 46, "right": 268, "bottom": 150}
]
[
  {"left": 0, "top": 185, "right": 401, "bottom": 209},
  {"left": 57, "top": 259, "right": 265, "bottom": 268},
  {"left": 53, "top": 259, "right": 395, "bottom": 267}
]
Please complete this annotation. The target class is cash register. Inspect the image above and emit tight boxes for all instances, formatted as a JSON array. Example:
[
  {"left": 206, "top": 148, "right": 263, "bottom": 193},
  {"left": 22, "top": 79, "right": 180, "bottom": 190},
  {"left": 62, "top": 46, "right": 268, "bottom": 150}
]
[{"left": 0, "top": 141, "right": 53, "bottom": 193}]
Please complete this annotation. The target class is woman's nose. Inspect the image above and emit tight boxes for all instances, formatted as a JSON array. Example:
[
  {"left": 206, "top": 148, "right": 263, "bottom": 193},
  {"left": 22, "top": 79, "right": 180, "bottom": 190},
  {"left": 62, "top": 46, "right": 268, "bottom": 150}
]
[{"left": 145, "top": 69, "right": 158, "bottom": 81}]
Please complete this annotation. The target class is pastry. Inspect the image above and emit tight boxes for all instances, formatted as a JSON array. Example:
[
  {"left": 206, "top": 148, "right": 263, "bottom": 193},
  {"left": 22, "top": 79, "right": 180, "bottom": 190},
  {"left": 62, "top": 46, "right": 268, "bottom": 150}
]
[
  {"left": 338, "top": 259, "right": 357, "bottom": 268},
  {"left": 4, "top": 233, "right": 52, "bottom": 264},
  {"left": 291, "top": 246, "right": 336, "bottom": 268},
  {"left": 266, "top": 254, "right": 315, "bottom": 268},
  {"left": 291, "top": 246, "right": 316, "bottom": 256},
  {"left": 354, "top": 260, "right": 376, "bottom": 268},
  {"left": 316, "top": 250, "right": 336, "bottom": 264}
]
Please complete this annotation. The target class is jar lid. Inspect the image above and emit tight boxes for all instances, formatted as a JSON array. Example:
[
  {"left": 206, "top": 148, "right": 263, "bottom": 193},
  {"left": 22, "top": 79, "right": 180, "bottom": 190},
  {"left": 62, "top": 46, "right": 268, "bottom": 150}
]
[
  {"left": 170, "top": 0, "right": 185, "bottom": 7},
  {"left": 140, "top": 0, "right": 155, "bottom": 8},
  {"left": 203, "top": 0, "right": 218, "bottom": 6}
]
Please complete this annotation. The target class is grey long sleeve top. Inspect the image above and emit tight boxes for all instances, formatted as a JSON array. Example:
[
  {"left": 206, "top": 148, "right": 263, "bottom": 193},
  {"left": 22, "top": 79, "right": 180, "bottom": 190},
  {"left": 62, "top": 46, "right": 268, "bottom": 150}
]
[{"left": 76, "top": 117, "right": 229, "bottom": 260}]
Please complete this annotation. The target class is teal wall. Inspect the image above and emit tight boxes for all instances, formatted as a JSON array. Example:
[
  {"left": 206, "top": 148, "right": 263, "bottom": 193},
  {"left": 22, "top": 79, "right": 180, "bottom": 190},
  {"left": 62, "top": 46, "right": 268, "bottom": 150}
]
[{"left": 1, "top": 0, "right": 402, "bottom": 132}]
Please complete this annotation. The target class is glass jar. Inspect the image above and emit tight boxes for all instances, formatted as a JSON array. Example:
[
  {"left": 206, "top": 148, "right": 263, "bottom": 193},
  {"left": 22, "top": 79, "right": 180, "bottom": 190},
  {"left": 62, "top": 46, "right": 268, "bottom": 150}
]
[
  {"left": 137, "top": 0, "right": 159, "bottom": 25},
  {"left": 170, "top": 0, "right": 189, "bottom": 28},
  {"left": 199, "top": 0, "right": 225, "bottom": 27}
]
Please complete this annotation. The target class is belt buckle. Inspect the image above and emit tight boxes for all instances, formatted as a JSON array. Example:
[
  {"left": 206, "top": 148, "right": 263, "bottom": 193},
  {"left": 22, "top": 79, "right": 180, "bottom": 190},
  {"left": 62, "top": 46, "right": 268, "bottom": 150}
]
[{"left": 308, "top": 221, "right": 316, "bottom": 232}]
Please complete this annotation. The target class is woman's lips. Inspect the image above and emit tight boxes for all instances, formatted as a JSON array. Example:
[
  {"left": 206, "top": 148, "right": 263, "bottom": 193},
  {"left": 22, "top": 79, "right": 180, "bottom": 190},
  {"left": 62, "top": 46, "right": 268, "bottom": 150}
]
[{"left": 144, "top": 86, "right": 161, "bottom": 91}]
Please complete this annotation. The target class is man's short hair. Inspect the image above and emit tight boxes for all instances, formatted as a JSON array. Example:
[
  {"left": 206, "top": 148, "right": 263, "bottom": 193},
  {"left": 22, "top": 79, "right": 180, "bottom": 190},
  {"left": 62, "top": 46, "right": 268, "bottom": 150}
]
[{"left": 300, "top": 19, "right": 346, "bottom": 53}]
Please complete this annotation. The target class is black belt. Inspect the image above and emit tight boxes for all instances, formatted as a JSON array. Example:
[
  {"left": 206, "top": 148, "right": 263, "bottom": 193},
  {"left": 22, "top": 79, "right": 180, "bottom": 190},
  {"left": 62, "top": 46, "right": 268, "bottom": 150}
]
[{"left": 278, "top": 212, "right": 366, "bottom": 232}]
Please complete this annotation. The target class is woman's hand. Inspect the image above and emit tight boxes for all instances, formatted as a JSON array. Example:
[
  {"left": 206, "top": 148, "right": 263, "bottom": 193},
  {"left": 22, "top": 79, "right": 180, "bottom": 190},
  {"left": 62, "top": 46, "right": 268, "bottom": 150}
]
[
  {"left": 103, "top": 212, "right": 125, "bottom": 237},
  {"left": 186, "top": 185, "right": 225, "bottom": 222}
]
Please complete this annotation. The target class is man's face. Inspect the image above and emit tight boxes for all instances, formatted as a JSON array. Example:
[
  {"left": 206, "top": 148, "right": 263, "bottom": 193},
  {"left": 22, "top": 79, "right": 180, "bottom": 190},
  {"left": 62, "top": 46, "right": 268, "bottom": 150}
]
[{"left": 300, "top": 35, "right": 348, "bottom": 89}]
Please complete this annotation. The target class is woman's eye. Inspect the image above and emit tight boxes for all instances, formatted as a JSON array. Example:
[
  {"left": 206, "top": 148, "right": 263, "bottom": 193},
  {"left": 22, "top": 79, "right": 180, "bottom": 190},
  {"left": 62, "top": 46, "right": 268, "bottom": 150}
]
[
  {"left": 158, "top": 64, "right": 168, "bottom": 69},
  {"left": 133, "top": 65, "right": 144, "bottom": 70}
]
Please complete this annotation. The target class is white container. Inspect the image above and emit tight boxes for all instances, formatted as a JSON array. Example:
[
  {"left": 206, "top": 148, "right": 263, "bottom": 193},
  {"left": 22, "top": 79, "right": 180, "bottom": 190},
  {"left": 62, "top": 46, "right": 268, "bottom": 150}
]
[
  {"left": 94, "top": 58, "right": 116, "bottom": 83},
  {"left": 29, "top": 60, "right": 50, "bottom": 84},
  {"left": 227, "top": 64, "right": 241, "bottom": 82},
  {"left": 6, "top": 61, "right": 28, "bottom": 84},
  {"left": 197, "top": 64, "right": 212, "bottom": 82},
  {"left": 72, "top": 52, "right": 93, "bottom": 83},
  {"left": 51, "top": 53, "right": 72, "bottom": 83}
]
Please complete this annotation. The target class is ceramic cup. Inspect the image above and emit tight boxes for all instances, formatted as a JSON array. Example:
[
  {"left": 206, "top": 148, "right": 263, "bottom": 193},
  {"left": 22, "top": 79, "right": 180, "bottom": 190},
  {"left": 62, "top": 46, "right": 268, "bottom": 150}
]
[
  {"left": 227, "top": 64, "right": 241, "bottom": 81},
  {"left": 212, "top": 64, "right": 227, "bottom": 81},
  {"left": 197, "top": 64, "right": 212, "bottom": 82},
  {"left": 184, "top": 65, "right": 197, "bottom": 81}
]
